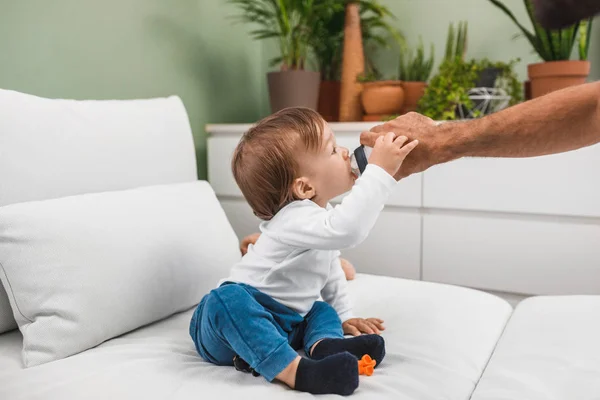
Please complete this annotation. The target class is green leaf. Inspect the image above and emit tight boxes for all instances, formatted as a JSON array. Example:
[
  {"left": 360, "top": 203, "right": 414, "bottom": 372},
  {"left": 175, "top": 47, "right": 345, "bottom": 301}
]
[
  {"left": 579, "top": 19, "right": 592, "bottom": 60},
  {"left": 445, "top": 23, "right": 455, "bottom": 61},
  {"left": 249, "top": 29, "right": 281, "bottom": 40},
  {"left": 487, "top": 0, "right": 544, "bottom": 59},
  {"left": 487, "top": 0, "right": 589, "bottom": 61}
]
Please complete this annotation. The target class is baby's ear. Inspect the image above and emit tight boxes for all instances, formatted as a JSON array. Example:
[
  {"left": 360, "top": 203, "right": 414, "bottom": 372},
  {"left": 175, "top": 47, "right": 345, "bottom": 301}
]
[{"left": 292, "top": 177, "right": 316, "bottom": 200}]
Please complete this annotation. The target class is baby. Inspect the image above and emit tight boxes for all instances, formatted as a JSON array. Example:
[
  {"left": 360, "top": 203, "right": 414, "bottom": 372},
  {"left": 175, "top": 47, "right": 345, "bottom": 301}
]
[
  {"left": 240, "top": 233, "right": 357, "bottom": 280},
  {"left": 189, "top": 107, "right": 417, "bottom": 396}
]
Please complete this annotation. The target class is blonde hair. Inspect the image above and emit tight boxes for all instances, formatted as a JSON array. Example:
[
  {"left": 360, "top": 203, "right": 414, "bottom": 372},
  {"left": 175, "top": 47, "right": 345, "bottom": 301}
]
[{"left": 231, "top": 107, "right": 324, "bottom": 220}]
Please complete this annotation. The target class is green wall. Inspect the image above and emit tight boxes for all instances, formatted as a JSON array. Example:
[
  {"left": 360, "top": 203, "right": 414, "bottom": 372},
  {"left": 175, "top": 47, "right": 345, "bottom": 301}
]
[
  {"left": 0, "top": 1, "right": 598, "bottom": 177},
  {"left": 366, "top": 0, "right": 600, "bottom": 83},
  {"left": 0, "top": 0, "right": 265, "bottom": 179}
]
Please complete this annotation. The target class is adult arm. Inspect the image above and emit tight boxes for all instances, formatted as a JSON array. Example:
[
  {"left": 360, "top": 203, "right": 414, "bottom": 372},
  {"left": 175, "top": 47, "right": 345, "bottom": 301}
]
[{"left": 361, "top": 81, "right": 600, "bottom": 179}]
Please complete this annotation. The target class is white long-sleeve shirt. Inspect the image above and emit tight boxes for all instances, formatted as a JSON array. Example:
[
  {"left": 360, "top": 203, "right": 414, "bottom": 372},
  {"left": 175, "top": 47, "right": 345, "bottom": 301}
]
[{"left": 220, "top": 164, "right": 397, "bottom": 322}]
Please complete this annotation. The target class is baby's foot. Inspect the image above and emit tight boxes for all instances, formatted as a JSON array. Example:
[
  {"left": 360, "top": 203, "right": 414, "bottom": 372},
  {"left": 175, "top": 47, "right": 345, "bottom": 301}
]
[
  {"left": 295, "top": 352, "right": 359, "bottom": 396},
  {"left": 311, "top": 334, "right": 385, "bottom": 368}
]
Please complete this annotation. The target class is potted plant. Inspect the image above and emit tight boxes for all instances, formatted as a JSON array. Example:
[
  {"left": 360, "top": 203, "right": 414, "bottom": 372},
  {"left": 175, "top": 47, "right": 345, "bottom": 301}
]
[
  {"left": 357, "top": 68, "right": 404, "bottom": 122},
  {"left": 307, "top": 0, "right": 346, "bottom": 121},
  {"left": 443, "top": 20, "right": 497, "bottom": 89},
  {"left": 398, "top": 39, "right": 435, "bottom": 114},
  {"left": 418, "top": 58, "right": 522, "bottom": 120},
  {"left": 229, "top": 0, "right": 323, "bottom": 113},
  {"left": 308, "top": 0, "right": 402, "bottom": 121},
  {"left": 487, "top": 0, "right": 593, "bottom": 98},
  {"left": 445, "top": 20, "right": 510, "bottom": 90}
]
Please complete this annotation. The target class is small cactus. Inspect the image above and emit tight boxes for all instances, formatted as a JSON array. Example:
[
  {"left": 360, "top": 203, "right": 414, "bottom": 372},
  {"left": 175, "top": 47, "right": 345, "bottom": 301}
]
[
  {"left": 444, "top": 21, "right": 468, "bottom": 62},
  {"left": 399, "top": 38, "right": 435, "bottom": 82}
]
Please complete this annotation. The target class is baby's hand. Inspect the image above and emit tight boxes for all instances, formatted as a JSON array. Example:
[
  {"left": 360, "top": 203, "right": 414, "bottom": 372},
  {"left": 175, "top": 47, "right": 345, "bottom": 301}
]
[
  {"left": 368, "top": 132, "right": 419, "bottom": 178},
  {"left": 343, "top": 318, "right": 385, "bottom": 336},
  {"left": 240, "top": 232, "right": 261, "bottom": 256},
  {"left": 340, "top": 258, "right": 356, "bottom": 281}
]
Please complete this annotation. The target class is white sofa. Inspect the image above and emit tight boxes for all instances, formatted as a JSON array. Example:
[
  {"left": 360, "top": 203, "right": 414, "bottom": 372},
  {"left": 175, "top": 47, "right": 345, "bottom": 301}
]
[{"left": 1, "top": 89, "right": 599, "bottom": 400}]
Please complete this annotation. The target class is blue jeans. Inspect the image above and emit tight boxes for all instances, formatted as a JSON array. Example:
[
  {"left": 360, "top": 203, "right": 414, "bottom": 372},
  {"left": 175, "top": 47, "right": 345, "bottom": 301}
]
[{"left": 189, "top": 282, "right": 344, "bottom": 382}]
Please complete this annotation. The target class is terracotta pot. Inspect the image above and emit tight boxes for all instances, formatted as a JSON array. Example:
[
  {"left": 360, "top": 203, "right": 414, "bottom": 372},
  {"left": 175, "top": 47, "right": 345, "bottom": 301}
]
[
  {"left": 318, "top": 81, "right": 341, "bottom": 122},
  {"left": 524, "top": 80, "right": 532, "bottom": 101},
  {"left": 267, "top": 70, "right": 321, "bottom": 113},
  {"left": 401, "top": 81, "right": 427, "bottom": 114},
  {"left": 361, "top": 81, "right": 404, "bottom": 116},
  {"left": 362, "top": 114, "right": 389, "bottom": 122},
  {"left": 528, "top": 61, "right": 590, "bottom": 99}
]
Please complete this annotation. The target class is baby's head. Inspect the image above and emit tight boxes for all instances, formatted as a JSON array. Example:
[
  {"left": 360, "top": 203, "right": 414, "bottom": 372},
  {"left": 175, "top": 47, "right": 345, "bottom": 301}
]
[{"left": 232, "top": 107, "right": 356, "bottom": 220}]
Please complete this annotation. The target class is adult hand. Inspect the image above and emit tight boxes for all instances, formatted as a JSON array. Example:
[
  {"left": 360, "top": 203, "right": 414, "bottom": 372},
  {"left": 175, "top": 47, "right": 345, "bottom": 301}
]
[
  {"left": 367, "top": 132, "right": 419, "bottom": 178},
  {"left": 340, "top": 258, "right": 356, "bottom": 281},
  {"left": 360, "top": 112, "right": 446, "bottom": 180}
]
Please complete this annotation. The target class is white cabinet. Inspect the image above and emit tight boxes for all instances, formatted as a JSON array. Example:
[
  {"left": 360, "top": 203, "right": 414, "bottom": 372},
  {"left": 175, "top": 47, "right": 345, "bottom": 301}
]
[
  {"left": 423, "top": 144, "right": 600, "bottom": 218},
  {"left": 422, "top": 214, "right": 600, "bottom": 295},
  {"left": 207, "top": 136, "right": 244, "bottom": 197},
  {"left": 207, "top": 123, "right": 600, "bottom": 296},
  {"left": 340, "top": 209, "right": 421, "bottom": 280},
  {"left": 218, "top": 198, "right": 261, "bottom": 241}
]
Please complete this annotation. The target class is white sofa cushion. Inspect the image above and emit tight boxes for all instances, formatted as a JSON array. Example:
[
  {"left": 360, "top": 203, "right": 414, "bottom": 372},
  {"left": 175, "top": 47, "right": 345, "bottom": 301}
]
[
  {"left": 0, "top": 285, "right": 16, "bottom": 333},
  {"left": 0, "top": 274, "right": 513, "bottom": 399},
  {"left": 471, "top": 296, "right": 600, "bottom": 400},
  {"left": 0, "top": 89, "right": 197, "bottom": 207},
  {"left": 0, "top": 181, "right": 240, "bottom": 367},
  {"left": 0, "top": 88, "right": 197, "bottom": 334}
]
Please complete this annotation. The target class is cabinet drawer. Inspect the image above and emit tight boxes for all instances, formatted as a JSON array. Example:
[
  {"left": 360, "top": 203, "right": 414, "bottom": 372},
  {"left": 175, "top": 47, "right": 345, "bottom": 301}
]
[
  {"left": 422, "top": 214, "right": 600, "bottom": 295},
  {"left": 341, "top": 209, "right": 421, "bottom": 280},
  {"left": 423, "top": 144, "right": 600, "bottom": 217}
]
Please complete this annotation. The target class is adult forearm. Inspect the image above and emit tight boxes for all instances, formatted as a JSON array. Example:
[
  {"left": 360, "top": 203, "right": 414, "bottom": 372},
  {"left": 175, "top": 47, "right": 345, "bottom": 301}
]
[
  {"left": 442, "top": 81, "right": 600, "bottom": 161},
  {"left": 364, "top": 81, "right": 600, "bottom": 179}
]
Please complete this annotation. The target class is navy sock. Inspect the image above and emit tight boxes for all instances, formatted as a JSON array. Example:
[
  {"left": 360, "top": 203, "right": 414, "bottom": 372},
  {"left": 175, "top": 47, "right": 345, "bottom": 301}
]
[
  {"left": 311, "top": 334, "right": 386, "bottom": 367},
  {"left": 295, "top": 352, "right": 359, "bottom": 396}
]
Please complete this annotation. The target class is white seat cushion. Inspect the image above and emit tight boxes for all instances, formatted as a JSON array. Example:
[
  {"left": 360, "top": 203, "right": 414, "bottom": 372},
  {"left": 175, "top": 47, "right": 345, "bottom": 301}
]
[
  {"left": 0, "top": 274, "right": 512, "bottom": 400},
  {"left": 471, "top": 296, "right": 600, "bottom": 400}
]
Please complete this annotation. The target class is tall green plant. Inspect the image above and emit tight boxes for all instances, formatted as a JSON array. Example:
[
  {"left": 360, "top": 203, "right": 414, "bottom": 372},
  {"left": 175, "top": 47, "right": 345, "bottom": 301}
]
[
  {"left": 306, "top": 0, "right": 346, "bottom": 80},
  {"left": 487, "top": 0, "right": 593, "bottom": 61},
  {"left": 229, "top": 0, "right": 326, "bottom": 70},
  {"left": 360, "top": 0, "right": 404, "bottom": 49},
  {"left": 399, "top": 39, "right": 435, "bottom": 82},
  {"left": 361, "top": 0, "right": 404, "bottom": 80}
]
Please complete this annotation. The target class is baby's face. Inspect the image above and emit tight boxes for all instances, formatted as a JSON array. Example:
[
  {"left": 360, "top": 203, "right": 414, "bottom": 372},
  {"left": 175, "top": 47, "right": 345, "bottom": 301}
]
[{"left": 299, "top": 123, "right": 357, "bottom": 206}]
